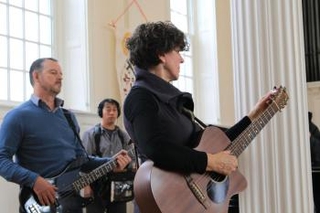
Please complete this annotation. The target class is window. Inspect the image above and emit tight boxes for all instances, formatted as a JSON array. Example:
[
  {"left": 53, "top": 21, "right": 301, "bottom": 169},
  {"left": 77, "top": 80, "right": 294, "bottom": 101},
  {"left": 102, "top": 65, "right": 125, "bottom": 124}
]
[
  {"left": 170, "top": 0, "right": 221, "bottom": 124},
  {"left": 0, "top": 0, "right": 52, "bottom": 103},
  {"left": 170, "top": 0, "right": 194, "bottom": 95},
  {"left": 302, "top": 0, "right": 320, "bottom": 82}
]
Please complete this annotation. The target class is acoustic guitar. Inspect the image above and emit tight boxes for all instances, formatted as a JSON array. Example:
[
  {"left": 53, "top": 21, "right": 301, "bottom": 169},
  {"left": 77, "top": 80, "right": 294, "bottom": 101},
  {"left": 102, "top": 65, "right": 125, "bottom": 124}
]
[{"left": 134, "top": 86, "right": 289, "bottom": 213}]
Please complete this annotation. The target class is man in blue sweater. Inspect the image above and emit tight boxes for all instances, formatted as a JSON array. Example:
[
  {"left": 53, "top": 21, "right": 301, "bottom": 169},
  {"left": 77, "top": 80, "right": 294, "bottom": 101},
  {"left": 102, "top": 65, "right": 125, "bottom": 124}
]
[{"left": 0, "top": 58, "right": 131, "bottom": 213}]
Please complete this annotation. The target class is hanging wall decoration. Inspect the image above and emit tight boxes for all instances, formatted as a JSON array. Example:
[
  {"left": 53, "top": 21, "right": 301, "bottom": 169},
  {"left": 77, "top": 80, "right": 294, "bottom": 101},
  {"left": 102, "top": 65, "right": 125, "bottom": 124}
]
[{"left": 109, "top": 0, "right": 148, "bottom": 104}]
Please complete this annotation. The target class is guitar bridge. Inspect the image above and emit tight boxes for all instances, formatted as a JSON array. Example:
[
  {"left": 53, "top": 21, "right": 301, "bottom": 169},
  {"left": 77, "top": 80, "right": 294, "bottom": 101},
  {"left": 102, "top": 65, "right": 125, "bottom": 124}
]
[{"left": 184, "top": 175, "right": 207, "bottom": 209}]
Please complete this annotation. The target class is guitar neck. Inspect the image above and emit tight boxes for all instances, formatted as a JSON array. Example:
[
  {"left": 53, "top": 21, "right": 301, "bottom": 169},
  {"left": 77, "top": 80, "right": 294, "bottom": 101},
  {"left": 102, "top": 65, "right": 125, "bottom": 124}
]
[
  {"left": 227, "top": 100, "right": 281, "bottom": 157},
  {"left": 72, "top": 160, "right": 117, "bottom": 191},
  {"left": 72, "top": 148, "right": 135, "bottom": 191}
]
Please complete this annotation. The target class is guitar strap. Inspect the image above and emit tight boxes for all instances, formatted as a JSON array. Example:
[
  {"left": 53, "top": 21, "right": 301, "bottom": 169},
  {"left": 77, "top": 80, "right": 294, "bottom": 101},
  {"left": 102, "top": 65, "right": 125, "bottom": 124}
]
[
  {"left": 182, "top": 107, "right": 228, "bottom": 132},
  {"left": 93, "top": 124, "right": 126, "bottom": 157},
  {"left": 62, "top": 108, "right": 86, "bottom": 151},
  {"left": 93, "top": 124, "right": 103, "bottom": 157}
]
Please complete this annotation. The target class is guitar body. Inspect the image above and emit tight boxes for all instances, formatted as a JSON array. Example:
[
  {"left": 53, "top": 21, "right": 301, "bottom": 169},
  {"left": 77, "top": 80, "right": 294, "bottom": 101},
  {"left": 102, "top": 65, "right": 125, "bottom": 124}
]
[
  {"left": 134, "top": 126, "right": 247, "bottom": 213},
  {"left": 19, "top": 169, "right": 93, "bottom": 213}
]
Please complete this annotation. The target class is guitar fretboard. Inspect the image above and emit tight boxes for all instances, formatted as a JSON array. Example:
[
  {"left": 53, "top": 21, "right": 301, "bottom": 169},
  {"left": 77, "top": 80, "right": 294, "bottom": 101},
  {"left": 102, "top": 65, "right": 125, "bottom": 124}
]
[
  {"left": 72, "top": 148, "right": 135, "bottom": 191},
  {"left": 226, "top": 88, "right": 288, "bottom": 157},
  {"left": 72, "top": 160, "right": 117, "bottom": 191}
]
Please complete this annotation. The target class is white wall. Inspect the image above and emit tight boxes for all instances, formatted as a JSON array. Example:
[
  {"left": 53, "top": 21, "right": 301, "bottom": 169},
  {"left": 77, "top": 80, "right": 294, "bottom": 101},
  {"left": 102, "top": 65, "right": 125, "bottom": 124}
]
[{"left": 0, "top": 105, "right": 20, "bottom": 212}]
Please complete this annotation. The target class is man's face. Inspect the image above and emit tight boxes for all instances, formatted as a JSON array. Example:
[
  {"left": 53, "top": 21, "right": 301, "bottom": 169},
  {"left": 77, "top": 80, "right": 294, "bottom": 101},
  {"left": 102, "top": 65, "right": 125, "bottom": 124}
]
[
  {"left": 34, "top": 60, "right": 63, "bottom": 95},
  {"left": 102, "top": 103, "right": 119, "bottom": 124}
]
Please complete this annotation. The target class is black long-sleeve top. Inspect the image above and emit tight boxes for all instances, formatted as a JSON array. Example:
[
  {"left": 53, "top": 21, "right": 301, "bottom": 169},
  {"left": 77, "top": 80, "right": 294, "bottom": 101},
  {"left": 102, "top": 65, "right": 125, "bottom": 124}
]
[{"left": 124, "top": 68, "right": 251, "bottom": 174}]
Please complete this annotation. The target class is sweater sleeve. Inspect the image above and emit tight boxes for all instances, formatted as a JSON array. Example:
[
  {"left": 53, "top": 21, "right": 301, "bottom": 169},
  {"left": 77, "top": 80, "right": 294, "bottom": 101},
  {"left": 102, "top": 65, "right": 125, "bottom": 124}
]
[{"left": 0, "top": 111, "right": 39, "bottom": 188}]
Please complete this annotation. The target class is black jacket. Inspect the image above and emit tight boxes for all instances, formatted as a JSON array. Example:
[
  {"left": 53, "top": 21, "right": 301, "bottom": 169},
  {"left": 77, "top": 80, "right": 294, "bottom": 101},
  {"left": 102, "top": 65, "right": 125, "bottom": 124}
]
[
  {"left": 309, "top": 112, "right": 320, "bottom": 167},
  {"left": 124, "top": 67, "right": 251, "bottom": 174}
]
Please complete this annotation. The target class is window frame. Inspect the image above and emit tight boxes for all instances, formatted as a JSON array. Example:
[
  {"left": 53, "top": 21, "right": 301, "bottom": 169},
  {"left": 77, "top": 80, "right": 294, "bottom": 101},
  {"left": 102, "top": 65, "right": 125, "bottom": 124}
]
[{"left": 0, "top": 0, "right": 53, "bottom": 105}]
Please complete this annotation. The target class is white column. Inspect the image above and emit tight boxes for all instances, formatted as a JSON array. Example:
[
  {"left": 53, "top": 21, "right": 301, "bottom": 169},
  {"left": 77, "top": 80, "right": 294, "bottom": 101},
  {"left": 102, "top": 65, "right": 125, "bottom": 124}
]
[{"left": 230, "top": 0, "right": 314, "bottom": 213}]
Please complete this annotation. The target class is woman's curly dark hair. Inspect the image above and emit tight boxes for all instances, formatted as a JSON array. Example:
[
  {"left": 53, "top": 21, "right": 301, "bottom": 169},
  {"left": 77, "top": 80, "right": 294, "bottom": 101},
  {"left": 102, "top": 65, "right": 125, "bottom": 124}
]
[{"left": 126, "top": 21, "right": 189, "bottom": 70}]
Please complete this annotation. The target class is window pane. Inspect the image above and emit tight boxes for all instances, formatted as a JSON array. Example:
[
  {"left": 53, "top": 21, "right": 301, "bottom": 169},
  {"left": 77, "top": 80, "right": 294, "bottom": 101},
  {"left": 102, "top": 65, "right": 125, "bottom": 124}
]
[
  {"left": 0, "top": 4, "right": 7, "bottom": 34},
  {"left": 25, "top": 42, "right": 39, "bottom": 68},
  {"left": 172, "top": 80, "right": 181, "bottom": 90},
  {"left": 175, "top": 78, "right": 185, "bottom": 91},
  {"left": 171, "top": 12, "right": 188, "bottom": 33},
  {"left": 1, "top": 0, "right": 52, "bottom": 103},
  {"left": 0, "top": 36, "right": 8, "bottom": 67},
  {"left": 182, "top": 56, "right": 193, "bottom": 77},
  {"left": 40, "top": 45, "right": 51, "bottom": 57},
  {"left": 39, "top": 15, "right": 51, "bottom": 44},
  {"left": 25, "top": 0, "right": 38, "bottom": 12},
  {"left": 39, "top": 0, "right": 51, "bottom": 15},
  {"left": 9, "top": 6, "right": 23, "bottom": 38},
  {"left": 0, "top": 69, "right": 8, "bottom": 100},
  {"left": 171, "top": 0, "right": 193, "bottom": 96},
  {"left": 185, "top": 78, "right": 193, "bottom": 94},
  {"left": 9, "top": 0, "right": 22, "bottom": 7},
  {"left": 174, "top": 77, "right": 193, "bottom": 94},
  {"left": 25, "top": 76, "right": 33, "bottom": 98},
  {"left": 170, "top": 0, "right": 187, "bottom": 15},
  {"left": 25, "top": 11, "right": 39, "bottom": 41},
  {"left": 9, "top": 38, "right": 23, "bottom": 70},
  {"left": 10, "top": 70, "right": 24, "bottom": 101}
]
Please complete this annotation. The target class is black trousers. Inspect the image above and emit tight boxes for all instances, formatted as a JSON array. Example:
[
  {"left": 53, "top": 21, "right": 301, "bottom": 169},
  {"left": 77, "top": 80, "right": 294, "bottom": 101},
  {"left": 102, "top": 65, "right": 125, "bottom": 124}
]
[{"left": 86, "top": 197, "right": 126, "bottom": 213}]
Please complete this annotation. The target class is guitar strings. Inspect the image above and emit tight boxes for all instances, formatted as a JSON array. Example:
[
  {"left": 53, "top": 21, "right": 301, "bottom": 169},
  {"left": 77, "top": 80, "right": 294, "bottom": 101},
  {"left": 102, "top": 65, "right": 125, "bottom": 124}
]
[
  {"left": 56, "top": 148, "right": 136, "bottom": 201},
  {"left": 56, "top": 161, "right": 117, "bottom": 200},
  {"left": 193, "top": 89, "right": 287, "bottom": 194}
]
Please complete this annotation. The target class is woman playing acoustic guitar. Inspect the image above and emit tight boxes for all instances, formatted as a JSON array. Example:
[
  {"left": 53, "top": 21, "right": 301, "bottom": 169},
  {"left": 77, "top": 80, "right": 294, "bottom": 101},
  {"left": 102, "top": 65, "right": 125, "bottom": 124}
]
[{"left": 123, "top": 21, "right": 282, "bottom": 213}]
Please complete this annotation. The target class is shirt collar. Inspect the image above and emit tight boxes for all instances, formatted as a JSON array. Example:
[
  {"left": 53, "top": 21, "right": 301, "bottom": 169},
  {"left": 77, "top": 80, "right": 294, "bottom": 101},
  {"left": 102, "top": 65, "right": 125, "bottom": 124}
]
[{"left": 31, "top": 94, "right": 64, "bottom": 111}]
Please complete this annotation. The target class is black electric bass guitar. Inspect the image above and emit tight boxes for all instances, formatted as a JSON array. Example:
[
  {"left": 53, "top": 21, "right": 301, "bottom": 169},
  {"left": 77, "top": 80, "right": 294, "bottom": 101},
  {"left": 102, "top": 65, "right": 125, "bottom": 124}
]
[
  {"left": 19, "top": 148, "right": 134, "bottom": 213},
  {"left": 134, "top": 86, "right": 289, "bottom": 213}
]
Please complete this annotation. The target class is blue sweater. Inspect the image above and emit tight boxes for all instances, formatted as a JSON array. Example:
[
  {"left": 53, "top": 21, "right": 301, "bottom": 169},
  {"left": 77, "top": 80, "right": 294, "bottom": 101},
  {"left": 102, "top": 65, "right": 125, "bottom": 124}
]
[{"left": 0, "top": 96, "right": 88, "bottom": 188}]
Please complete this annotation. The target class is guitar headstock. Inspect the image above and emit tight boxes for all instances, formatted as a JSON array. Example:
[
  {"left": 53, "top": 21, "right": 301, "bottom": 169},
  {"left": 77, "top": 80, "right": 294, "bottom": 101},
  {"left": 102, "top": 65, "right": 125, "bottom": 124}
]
[{"left": 270, "top": 86, "right": 289, "bottom": 112}]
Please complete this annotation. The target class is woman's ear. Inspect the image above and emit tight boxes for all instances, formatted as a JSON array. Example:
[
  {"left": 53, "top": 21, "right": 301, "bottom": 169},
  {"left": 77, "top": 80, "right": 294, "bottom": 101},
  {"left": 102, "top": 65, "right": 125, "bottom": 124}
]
[{"left": 159, "top": 54, "right": 166, "bottom": 64}]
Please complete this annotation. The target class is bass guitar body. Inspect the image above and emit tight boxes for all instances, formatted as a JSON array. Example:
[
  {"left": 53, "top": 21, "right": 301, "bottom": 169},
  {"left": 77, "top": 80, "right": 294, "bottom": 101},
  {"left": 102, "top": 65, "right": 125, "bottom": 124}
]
[
  {"left": 19, "top": 148, "right": 136, "bottom": 213},
  {"left": 134, "top": 127, "right": 247, "bottom": 213},
  {"left": 19, "top": 169, "right": 93, "bottom": 213}
]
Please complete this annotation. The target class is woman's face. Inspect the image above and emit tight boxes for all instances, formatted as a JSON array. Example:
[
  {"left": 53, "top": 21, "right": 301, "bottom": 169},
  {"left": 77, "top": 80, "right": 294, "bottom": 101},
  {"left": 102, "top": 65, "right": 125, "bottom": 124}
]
[{"left": 161, "top": 48, "right": 184, "bottom": 82}]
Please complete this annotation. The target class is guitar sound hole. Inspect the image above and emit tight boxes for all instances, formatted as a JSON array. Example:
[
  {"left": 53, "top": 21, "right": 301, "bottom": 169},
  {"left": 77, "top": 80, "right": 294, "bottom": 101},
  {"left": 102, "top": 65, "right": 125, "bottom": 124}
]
[
  {"left": 207, "top": 172, "right": 229, "bottom": 204},
  {"left": 209, "top": 172, "right": 227, "bottom": 183}
]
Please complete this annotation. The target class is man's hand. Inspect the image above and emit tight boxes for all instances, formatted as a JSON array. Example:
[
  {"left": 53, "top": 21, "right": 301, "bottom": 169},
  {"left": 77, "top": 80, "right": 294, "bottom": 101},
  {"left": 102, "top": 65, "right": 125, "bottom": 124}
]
[
  {"left": 82, "top": 185, "right": 93, "bottom": 198},
  {"left": 113, "top": 149, "right": 132, "bottom": 172},
  {"left": 33, "top": 176, "right": 58, "bottom": 206}
]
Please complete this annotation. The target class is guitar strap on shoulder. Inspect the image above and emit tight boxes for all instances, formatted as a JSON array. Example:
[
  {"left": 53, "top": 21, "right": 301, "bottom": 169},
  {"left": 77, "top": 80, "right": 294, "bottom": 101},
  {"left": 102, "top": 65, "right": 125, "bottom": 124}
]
[
  {"left": 94, "top": 123, "right": 103, "bottom": 157},
  {"left": 181, "top": 106, "right": 228, "bottom": 132},
  {"left": 93, "top": 124, "right": 140, "bottom": 168},
  {"left": 133, "top": 141, "right": 140, "bottom": 169},
  {"left": 62, "top": 108, "right": 86, "bottom": 151}
]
